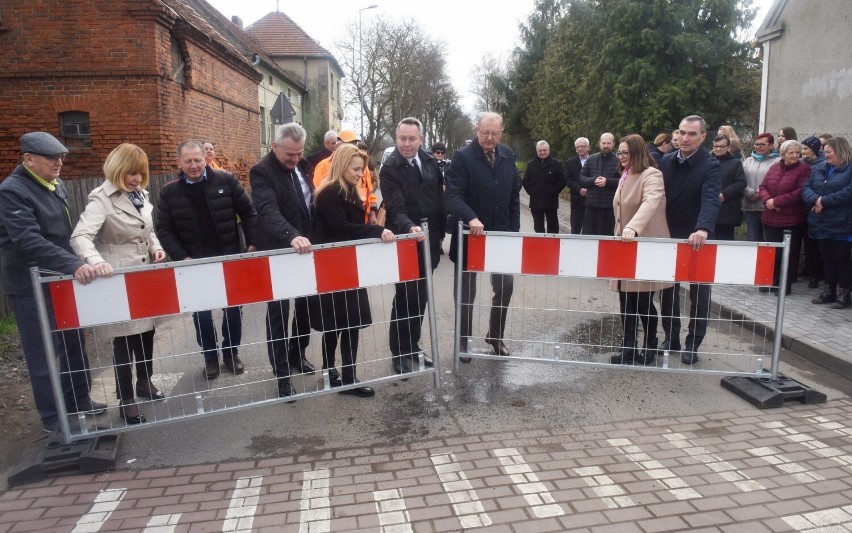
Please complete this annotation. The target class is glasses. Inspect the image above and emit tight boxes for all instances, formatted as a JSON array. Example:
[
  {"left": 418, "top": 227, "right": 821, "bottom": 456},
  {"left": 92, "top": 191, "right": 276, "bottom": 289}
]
[
  {"left": 754, "top": 142, "right": 769, "bottom": 147},
  {"left": 30, "top": 153, "right": 67, "bottom": 162},
  {"left": 713, "top": 144, "right": 729, "bottom": 149},
  {"left": 478, "top": 130, "right": 502, "bottom": 138},
  {"left": 434, "top": 150, "right": 445, "bottom": 155},
  {"left": 615, "top": 151, "right": 630, "bottom": 157}
]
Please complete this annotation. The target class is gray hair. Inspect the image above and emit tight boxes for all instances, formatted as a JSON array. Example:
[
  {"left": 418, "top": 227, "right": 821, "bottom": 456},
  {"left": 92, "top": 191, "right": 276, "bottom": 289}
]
[
  {"left": 396, "top": 117, "right": 423, "bottom": 135},
  {"left": 323, "top": 130, "right": 338, "bottom": 143},
  {"left": 177, "top": 140, "right": 204, "bottom": 158},
  {"left": 780, "top": 139, "right": 801, "bottom": 154},
  {"left": 575, "top": 137, "right": 590, "bottom": 147},
  {"left": 275, "top": 123, "right": 307, "bottom": 144},
  {"left": 535, "top": 140, "right": 549, "bottom": 150},
  {"left": 476, "top": 111, "right": 503, "bottom": 127},
  {"left": 681, "top": 115, "right": 707, "bottom": 133}
]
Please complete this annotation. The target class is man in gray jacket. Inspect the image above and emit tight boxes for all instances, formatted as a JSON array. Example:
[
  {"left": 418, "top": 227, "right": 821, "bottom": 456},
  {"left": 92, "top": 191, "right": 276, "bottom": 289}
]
[{"left": 0, "top": 132, "right": 104, "bottom": 432}]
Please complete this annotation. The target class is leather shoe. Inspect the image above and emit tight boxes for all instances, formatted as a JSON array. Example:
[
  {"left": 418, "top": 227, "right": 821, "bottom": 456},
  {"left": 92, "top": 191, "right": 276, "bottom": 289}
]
[
  {"left": 411, "top": 352, "right": 433, "bottom": 368},
  {"left": 635, "top": 349, "right": 657, "bottom": 365},
  {"left": 660, "top": 339, "right": 681, "bottom": 353},
  {"left": 136, "top": 380, "right": 166, "bottom": 401},
  {"left": 68, "top": 398, "right": 107, "bottom": 416},
  {"left": 327, "top": 368, "right": 342, "bottom": 387},
  {"left": 681, "top": 349, "right": 699, "bottom": 365},
  {"left": 486, "top": 338, "right": 510, "bottom": 356},
  {"left": 290, "top": 357, "right": 316, "bottom": 375},
  {"left": 339, "top": 381, "right": 375, "bottom": 398},
  {"left": 277, "top": 378, "right": 296, "bottom": 400},
  {"left": 610, "top": 348, "right": 636, "bottom": 365},
  {"left": 392, "top": 356, "right": 412, "bottom": 374},
  {"left": 223, "top": 355, "right": 245, "bottom": 375},
  {"left": 203, "top": 360, "right": 220, "bottom": 380}
]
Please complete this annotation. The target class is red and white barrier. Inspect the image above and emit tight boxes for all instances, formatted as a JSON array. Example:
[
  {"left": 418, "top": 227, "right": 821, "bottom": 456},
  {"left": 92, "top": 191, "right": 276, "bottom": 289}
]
[
  {"left": 466, "top": 234, "right": 776, "bottom": 286},
  {"left": 48, "top": 240, "right": 420, "bottom": 330}
]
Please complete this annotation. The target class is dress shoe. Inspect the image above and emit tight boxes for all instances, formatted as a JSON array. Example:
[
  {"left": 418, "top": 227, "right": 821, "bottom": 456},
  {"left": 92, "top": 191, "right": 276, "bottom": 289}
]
[
  {"left": 411, "top": 351, "right": 434, "bottom": 368},
  {"left": 223, "top": 355, "right": 245, "bottom": 375},
  {"left": 610, "top": 348, "right": 636, "bottom": 365},
  {"left": 277, "top": 378, "right": 296, "bottom": 400},
  {"left": 327, "top": 368, "right": 342, "bottom": 387},
  {"left": 681, "top": 349, "right": 699, "bottom": 365},
  {"left": 119, "top": 401, "right": 146, "bottom": 425},
  {"left": 338, "top": 381, "right": 375, "bottom": 398},
  {"left": 42, "top": 419, "right": 59, "bottom": 433},
  {"left": 392, "top": 356, "right": 412, "bottom": 374},
  {"left": 485, "top": 338, "right": 510, "bottom": 356},
  {"left": 203, "top": 360, "right": 220, "bottom": 380},
  {"left": 660, "top": 339, "right": 681, "bottom": 353},
  {"left": 136, "top": 380, "right": 165, "bottom": 401},
  {"left": 290, "top": 357, "right": 316, "bottom": 375},
  {"left": 635, "top": 348, "right": 657, "bottom": 365},
  {"left": 67, "top": 397, "right": 107, "bottom": 415}
]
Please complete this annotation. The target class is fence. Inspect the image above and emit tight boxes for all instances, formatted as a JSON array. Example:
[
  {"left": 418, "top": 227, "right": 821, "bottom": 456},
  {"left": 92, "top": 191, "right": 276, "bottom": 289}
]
[
  {"left": 452, "top": 227, "right": 789, "bottom": 380},
  {"left": 34, "top": 232, "right": 440, "bottom": 444}
]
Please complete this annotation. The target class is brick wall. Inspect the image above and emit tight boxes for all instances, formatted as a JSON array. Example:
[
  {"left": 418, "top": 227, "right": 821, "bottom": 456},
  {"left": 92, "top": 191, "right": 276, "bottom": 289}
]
[{"left": 0, "top": 0, "right": 261, "bottom": 188}]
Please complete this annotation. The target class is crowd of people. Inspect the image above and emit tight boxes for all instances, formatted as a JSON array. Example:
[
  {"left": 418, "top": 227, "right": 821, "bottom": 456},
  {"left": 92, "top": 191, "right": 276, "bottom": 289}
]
[{"left": 2, "top": 111, "right": 850, "bottom": 433}]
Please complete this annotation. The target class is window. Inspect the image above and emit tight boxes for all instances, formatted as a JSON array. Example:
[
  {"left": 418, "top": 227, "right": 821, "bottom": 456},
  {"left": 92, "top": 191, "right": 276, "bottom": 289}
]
[
  {"left": 170, "top": 36, "right": 186, "bottom": 85},
  {"left": 59, "top": 111, "right": 91, "bottom": 149}
]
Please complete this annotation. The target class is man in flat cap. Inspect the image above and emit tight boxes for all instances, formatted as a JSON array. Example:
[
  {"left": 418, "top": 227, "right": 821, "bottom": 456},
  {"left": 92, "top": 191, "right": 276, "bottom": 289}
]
[{"left": 0, "top": 132, "right": 105, "bottom": 433}]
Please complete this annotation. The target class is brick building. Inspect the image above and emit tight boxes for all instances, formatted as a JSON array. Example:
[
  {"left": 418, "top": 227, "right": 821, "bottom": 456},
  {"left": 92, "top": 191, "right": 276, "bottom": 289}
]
[{"left": 0, "top": 0, "right": 262, "bottom": 185}]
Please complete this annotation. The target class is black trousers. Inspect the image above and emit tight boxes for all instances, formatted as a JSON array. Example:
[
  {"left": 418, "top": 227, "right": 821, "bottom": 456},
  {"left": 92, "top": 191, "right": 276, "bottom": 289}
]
[
  {"left": 455, "top": 272, "right": 513, "bottom": 340},
  {"left": 714, "top": 224, "right": 737, "bottom": 241},
  {"left": 570, "top": 205, "right": 585, "bottom": 235},
  {"left": 531, "top": 208, "right": 559, "bottom": 234},
  {"left": 389, "top": 278, "right": 429, "bottom": 359},
  {"left": 265, "top": 297, "right": 312, "bottom": 378},
  {"left": 763, "top": 224, "right": 803, "bottom": 290},
  {"left": 322, "top": 329, "right": 359, "bottom": 384},
  {"left": 805, "top": 234, "right": 824, "bottom": 281},
  {"left": 618, "top": 290, "right": 658, "bottom": 353},
  {"left": 112, "top": 329, "right": 155, "bottom": 400},
  {"left": 660, "top": 283, "right": 712, "bottom": 351},
  {"left": 818, "top": 239, "right": 852, "bottom": 290},
  {"left": 582, "top": 206, "right": 615, "bottom": 236}
]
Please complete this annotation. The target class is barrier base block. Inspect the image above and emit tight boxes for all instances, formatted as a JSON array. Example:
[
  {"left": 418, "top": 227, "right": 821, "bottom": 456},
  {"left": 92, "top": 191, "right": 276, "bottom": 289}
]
[
  {"left": 7, "top": 432, "right": 119, "bottom": 488},
  {"left": 721, "top": 373, "right": 827, "bottom": 409}
]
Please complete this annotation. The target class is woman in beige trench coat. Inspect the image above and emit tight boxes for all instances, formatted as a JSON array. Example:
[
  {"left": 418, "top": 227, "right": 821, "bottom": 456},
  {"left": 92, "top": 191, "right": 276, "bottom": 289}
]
[
  {"left": 609, "top": 134, "right": 673, "bottom": 366},
  {"left": 71, "top": 144, "right": 165, "bottom": 424}
]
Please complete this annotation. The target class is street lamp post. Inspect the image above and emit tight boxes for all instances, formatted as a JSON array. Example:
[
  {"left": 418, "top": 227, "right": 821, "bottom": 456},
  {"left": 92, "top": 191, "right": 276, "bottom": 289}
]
[{"left": 358, "top": 4, "right": 378, "bottom": 141}]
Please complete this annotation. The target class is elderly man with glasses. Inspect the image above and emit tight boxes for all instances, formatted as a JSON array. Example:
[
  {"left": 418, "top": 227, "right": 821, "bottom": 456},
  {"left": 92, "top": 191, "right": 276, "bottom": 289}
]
[{"left": 0, "top": 132, "right": 105, "bottom": 433}]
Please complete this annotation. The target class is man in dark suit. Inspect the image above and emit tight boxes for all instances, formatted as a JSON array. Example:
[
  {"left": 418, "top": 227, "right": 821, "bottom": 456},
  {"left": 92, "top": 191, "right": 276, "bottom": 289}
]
[
  {"left": 445, "top": 112, "right": 521, "bottom": 356},
  {"left": 564, "top": 137, "right": 590, "bottom": 235},
  {"left": 522, "top": 140, "right": 564, "bottom": 233},
  {"left": 249, "top": 123, "right": 315, "bottom": 398},
  {"left": 380, "top": 117, "right": 446, "bottom": 374},
  {"left": 659, "top": 115, "right": 722, "bottom": 364},
  {"left": 579, "top": 133, "right": 619, "bottom": 235}
]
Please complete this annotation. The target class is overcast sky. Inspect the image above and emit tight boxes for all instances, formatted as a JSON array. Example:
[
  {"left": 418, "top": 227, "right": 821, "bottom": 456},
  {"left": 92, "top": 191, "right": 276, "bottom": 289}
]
[{"left": 207, "top": 0, "right": 773, "bottom": 121}]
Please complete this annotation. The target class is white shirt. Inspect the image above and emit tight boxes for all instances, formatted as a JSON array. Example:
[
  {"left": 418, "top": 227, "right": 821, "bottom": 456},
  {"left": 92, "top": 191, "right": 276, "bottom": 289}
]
[{"left": 294, "top": 166, "right": 312, "bottom": 208}]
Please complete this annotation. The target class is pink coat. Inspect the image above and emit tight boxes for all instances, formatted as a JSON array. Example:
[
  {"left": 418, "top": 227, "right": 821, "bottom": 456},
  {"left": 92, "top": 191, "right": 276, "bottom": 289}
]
[{"left": 758, "top": 160, "right": 810, "bottom": 227}]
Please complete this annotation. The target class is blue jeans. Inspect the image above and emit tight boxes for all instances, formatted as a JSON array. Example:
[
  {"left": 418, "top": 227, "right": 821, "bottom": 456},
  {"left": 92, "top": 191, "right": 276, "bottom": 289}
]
[
  {"left": 193, "top": 306, "right": 243, "bottom": 363},
  {"left": 744, "top": 211, "right": 763, "bottom": 242}
]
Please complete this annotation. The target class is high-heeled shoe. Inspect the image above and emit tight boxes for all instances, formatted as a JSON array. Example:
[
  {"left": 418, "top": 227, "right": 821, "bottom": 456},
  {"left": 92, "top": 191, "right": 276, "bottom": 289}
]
[{"left": 119, "top": 401, "right": 146, "bottom": 425}]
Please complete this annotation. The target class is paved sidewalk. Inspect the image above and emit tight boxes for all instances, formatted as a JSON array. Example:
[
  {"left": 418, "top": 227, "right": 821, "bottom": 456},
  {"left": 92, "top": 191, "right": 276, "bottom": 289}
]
[{"left": 1, "top": 399, "right": 850, "bottom": 532}]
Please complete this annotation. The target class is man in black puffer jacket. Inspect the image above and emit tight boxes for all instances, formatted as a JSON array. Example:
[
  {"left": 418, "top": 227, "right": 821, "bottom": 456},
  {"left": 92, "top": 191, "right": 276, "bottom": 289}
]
[{"left": 156, "top": 140, "right": 257, "bottom": 381}]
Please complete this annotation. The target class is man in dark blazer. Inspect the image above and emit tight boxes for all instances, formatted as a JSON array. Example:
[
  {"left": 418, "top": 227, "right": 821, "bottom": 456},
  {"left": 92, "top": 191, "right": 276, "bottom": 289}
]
[
  {"left": 564, "top": 137, "right": 590, "bottom": 235},
  {"left": 380, "top": 117, "right": 446, "bottom": 374},
  {"left": 250, "top": 123, "right": 316, "bottom": 398},
  {"left": 522, "top": 140, "right": 564, "bottom": 233},
  {"left": 659, "top": 115, "right": 722, "bottom": 364},
  {"left": 445, "top": 112, "right": 521, "bottom": 356},
  {"left": 579, "top": 133, "right": 619, "bottom": 235}
]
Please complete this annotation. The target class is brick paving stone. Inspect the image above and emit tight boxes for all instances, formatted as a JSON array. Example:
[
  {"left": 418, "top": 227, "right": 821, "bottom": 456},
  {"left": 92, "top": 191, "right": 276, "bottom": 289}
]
[
  {"left": 638, "top": 515, "right": 690, "bottom": 532},
  {"left": 726, "top": 504, "right": 776, "bottom": 521},
  {"left": 591, "top": 522, "right": 644, "bottom": 533},
  {"left": 721, "top": 521, "right": 774, "bottom": 533},
  {"left": 683, "top": 510, "right": 734, "bottom": 528}
]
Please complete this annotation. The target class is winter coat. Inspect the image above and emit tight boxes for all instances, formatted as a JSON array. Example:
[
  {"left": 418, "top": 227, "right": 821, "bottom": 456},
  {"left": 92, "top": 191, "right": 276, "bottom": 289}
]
[
  {"left": 563, "top": 156, "right": 586, "bottom": 208},
  {"left": 758, "top": 160, "right": 810, "bottom": 228},
  {"left": 742, "top": 154, "right": 780, "bottom": 212},
  {"left": 522, "top": 156, "right": 564, "bottom": 211},
  {"left": 310, "top": 182, "right": 386, "bottom": 331},
  {"left": 660, "top": 148, "right": 722, "bottom": 239},
  {"left": 579, "top": 151, "right": 620, "bottom": 208},
  {"left": 715, "top": 153, "right": 747, "bottom": 226},
  {"left": 610, "top": 167, "right": 673, "bottom": 293},
  {"left": 802, "top": 161, "right": 852, "bottom": 240},
  {"left": 250, "top": 153, "right": 314, "bottom": 251},
  {"left": 155, "top": 168, "right": 257, "bottom": 260},
  {"left": 0, "top": 164, "right": 84, "bottom": 296},
  {"left": 648, "top": 143, "right": 666, "bottom": 166},
  {"left": 70, "top": 180, "right": 164, "bottom": 336}
]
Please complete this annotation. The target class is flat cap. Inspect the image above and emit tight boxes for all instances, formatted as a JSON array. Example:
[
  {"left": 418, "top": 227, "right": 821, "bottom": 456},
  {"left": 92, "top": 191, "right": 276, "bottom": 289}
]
[{"left": 20, "top": 132, "right": 68, "bottom": 157}]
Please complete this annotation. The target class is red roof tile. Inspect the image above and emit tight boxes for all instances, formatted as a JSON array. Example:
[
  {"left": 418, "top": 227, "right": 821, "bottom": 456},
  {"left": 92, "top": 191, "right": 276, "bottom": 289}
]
[{"left": 246, "top": 12, "right": 334, "bottom": 59}]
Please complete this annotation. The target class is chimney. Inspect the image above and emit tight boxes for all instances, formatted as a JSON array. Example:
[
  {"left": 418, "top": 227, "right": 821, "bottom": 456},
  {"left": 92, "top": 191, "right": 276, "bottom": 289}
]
[{"left": 231, "top": 16, "right": 243, "bottom": 29}]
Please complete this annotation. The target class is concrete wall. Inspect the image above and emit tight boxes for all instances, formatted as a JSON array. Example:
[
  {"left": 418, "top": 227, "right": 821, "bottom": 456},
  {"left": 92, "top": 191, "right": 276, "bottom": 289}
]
[{"left": 763, "top": 0, "right": 852, "bottom": 138}]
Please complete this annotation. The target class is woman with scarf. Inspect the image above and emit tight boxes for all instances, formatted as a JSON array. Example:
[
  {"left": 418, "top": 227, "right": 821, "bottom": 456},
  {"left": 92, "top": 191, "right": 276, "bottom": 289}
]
[
  {"left": 742, "top": 133, "right": 780, "bottom": 242},
  {"left": 610, "top": 134, "right": 671, "bottom": 366},
  {"left": 71, "top": 144, "right": 166, "bottom": 424}
]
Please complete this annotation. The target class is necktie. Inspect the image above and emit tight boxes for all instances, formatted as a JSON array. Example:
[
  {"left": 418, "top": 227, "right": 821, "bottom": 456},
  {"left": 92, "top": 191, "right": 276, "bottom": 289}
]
[
  {"left": 486, "top": 150, "right": 496, "bottom": 168},
  {"left": 291, "top": 170, "right": 308, "bottom": 212},
  {"left": 411, "top": 158, "right": 422, "bottom": 177}
]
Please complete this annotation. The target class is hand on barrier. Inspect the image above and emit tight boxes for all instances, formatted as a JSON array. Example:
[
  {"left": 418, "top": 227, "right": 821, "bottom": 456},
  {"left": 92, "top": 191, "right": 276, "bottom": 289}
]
[
  {"left": 152, "top": 250, "right": 166, "bottom": 263},
  {"left": 621, "top": 227, "right": 637, "bottom": 241},
  {"left": 687, "top": 229, "right": 709, "bottom": 251},
  {"left": 94, "top": 261, "right": 114, "bottom": 278},
  {"left": 290, "top": 236, "right": 312, "bottom": 254},
  {"left": 380, "top": 229, "right": 396, "bottom": 243},
  {"left": 409, "top": 226, "right": 426, "bottom": 242},
  {"left": 74, "top": 263, "right": 98, "bottom": 285},
  {"left": 468, "top": 218, "right": 485, "bottom": 236},
  {"left": 246, "top": 245, "right": 257, "bottom": 253}
]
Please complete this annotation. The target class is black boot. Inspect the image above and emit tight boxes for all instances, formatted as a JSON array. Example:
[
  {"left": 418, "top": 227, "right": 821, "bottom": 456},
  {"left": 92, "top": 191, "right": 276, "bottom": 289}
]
[
  {"left": 636, "top": 338, "right": 658, "bottom": 365},
  {"left": 812, "top": 287, "right": 836, "bottom": 304},
  {"left": 830, "top": 288, "right": 851, "bottom": 310}
]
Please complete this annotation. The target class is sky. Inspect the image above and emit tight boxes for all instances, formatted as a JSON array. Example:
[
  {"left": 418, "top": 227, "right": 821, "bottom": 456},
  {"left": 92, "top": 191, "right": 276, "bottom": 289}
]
[{"left": 207, "top": 0, "right": 774, "bottom": 120}]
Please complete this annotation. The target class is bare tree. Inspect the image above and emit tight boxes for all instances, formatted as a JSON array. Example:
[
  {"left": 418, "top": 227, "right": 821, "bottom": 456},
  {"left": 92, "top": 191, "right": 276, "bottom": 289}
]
[{"left": 470, "top": 52, "right": 507, "bottom": 113}]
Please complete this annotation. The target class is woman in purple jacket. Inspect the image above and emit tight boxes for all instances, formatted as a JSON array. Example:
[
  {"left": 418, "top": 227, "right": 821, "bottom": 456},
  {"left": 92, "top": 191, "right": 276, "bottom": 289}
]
[{"left": 759, "top": 140, "right": 810, "bottom": 294}]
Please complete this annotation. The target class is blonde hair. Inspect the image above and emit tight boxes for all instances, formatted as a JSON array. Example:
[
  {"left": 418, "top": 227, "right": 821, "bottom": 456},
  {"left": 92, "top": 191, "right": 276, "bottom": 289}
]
[
  {"left": 717, "top": 125, "right": 743, "bottom": 155},
  {"left": 315, "top": 144, "right": 368, "bottom": 203},
  {"left": 103, "top": 143, "right": 149, "bottom": 191}
]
